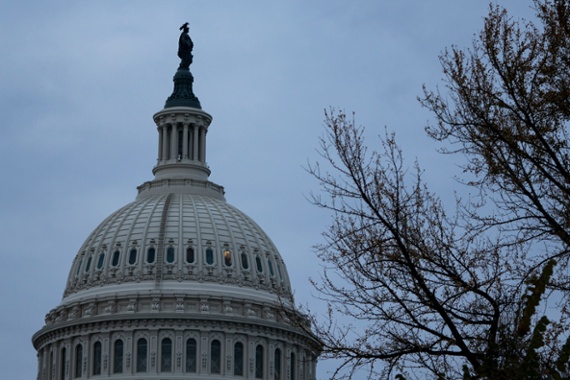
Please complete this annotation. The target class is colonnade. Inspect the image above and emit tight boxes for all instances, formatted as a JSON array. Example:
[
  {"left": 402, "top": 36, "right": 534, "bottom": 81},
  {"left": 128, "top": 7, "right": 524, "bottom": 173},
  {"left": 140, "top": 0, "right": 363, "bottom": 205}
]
[
  {"left": 157, "top": 122, "right": 206, "bottom": 163},
  {"left": 36, "top": 326, "right": 318, "bottom": 380}
]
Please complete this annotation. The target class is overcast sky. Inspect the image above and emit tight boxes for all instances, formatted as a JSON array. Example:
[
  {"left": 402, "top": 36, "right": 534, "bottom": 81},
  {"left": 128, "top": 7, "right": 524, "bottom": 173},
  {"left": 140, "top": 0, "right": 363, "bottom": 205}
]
[{"left": 0, "top": 1, "right": 537, "bottom": 379}]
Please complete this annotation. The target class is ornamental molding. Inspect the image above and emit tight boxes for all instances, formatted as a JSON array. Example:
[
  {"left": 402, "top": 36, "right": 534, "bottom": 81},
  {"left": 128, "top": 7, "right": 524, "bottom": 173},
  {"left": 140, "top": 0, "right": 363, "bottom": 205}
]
[
  {"left": 153, "top": 108, "right": 212, "bottom": 128},
  {"left": 39, "top": 292, "right": 302, "bottom": 338},
  {"left": 34, "top": 303, "right": 316, "bottom": 355}
]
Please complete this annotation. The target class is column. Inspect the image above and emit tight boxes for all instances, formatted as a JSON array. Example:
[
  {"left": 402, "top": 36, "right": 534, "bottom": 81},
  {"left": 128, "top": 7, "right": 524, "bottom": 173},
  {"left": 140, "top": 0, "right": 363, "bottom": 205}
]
[
  {"left": 170, "top": 124, "right": 178, "bottom": 160},
  {"left": 182, "top": 123, "right": 189, "bottom": 160},
  {"left": 192, "top": 125, "right": 199, "bottom": 161},
  {"left": 203, "top": 130, "right": 207, "bottom": 162},
  {"left": 157, "top": 126, "right": 163, "bottom": 162},
  {"left": 199, "top": 128, "right": 206, "bottom": 162},
  {"left": 161, "top": 125, "right": 169, "bottom": 162}
]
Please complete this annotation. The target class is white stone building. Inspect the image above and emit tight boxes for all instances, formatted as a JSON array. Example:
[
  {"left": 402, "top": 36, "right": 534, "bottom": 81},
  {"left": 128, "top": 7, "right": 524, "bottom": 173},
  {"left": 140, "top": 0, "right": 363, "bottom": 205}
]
[{"left": 32, "top": 28, "right": 320, "bottom": 380}]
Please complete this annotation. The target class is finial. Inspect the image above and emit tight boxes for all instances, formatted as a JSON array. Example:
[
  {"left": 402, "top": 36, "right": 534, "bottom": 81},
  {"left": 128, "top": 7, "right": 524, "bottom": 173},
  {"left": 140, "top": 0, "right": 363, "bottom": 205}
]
[{"left": 178, "top": 22, "right": 193, "bottom": 70}]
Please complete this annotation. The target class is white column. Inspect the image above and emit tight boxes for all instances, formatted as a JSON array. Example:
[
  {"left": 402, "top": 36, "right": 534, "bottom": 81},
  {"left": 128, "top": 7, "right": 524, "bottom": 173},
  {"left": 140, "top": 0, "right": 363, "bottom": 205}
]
[
  {"left": 192, "top": 125, "right": 199, "bottom": 161},
  {"left": 182, "top": 123, "right": 189, "bottom": 160},
  {"left": 157, "top": 126, "right": 163, "bottom": 162},
  {"left": 199, "top": 128, "right": 206, "bottom": 162},
  {"left": 203, "top": 130, "right": 207, "bottom": 162},
  {"left": 170, "top": 124, "right": 178, "bottom": 160},
  {"left": 161, "top": 125, "right": 169, "bottom": 161}
]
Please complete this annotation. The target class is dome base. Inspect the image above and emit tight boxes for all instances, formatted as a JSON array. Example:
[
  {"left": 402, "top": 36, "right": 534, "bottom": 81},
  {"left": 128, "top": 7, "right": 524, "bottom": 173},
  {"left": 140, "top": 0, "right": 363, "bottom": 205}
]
[{"left": 136, "top": 177, "right": 225, "bottom": 199}]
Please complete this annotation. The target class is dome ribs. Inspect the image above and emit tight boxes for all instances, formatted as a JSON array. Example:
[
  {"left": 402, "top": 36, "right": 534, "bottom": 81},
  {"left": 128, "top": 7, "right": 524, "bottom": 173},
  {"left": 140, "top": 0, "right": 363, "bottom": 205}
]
[{"left": 154, "top": 193, "right": 174, "bottom": 289}]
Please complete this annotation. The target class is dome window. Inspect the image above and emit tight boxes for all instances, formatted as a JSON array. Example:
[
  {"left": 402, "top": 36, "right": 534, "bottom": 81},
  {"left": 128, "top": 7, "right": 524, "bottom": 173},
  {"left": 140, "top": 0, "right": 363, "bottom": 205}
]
[
  {"left": 113, "top": 340, "right": 123, "bottom": 374},
  {"left": 147, "top": 247, "right": 156, "bottom": 264},
  {"left": 111, "top": 250, "right": 120, "bottom": 267},
  {"left": 85, "top": 256, "right": 92, "bottom": 273},
  {"left": 255, "top": 344, "right": 264, "bottom": 379},
  {"left": 267, "top": 258, "right": 275, "bottom": 276},
  {"left": 210, "top": 339, "right": 221, "bottom": 374},
  {"left": 136, "top": 338, "right": 147, "bottom": 372},
  {"left": 205, "top": 247, "right": 214, "bottom": 265},
  {"left": 290, "top": 352, "right": 296, "bottom": 380},
  {"left": 74, "top": 344, "right": 83, "bottom": 378},
  {"left": 93, "top": 341, "right": 102, "bottom": 375},
  {"left": 274, "top": 348, "right": 282, "bottom": 380},
  {"left": 96, "top": 252, "right": 105, "bottom": 270},
  {"left": 234, "top": 342, "right": 244, "bottom": 376},
  {"left": 60, "top": 347, "right": 66, "bottom": 380},
  {"left": 185, "top": 338, "right": 197, "bottom": 373},
  {"left": 186, "top": 247, "right": 195, "bottom": 264},
  {"left": 223, "top": 249, "right": 232, "bottom": 267},
  {"left": 160, "top": 338, "right": 173, "bottom": 372},
  {"left": 76, "top": 258, "right": 83, "bottom": 277},
  {"left": 166, "top": 247, "right": 175, "bottom": 263},
  {"left": 240, "top": 252, "right": 249, "bottom": 270},
  {"left": 255, "top": 256, "right": 263, "bottom": 273},
  {"left": 128, "top": 249, "right": 137, "bottom": 265}
]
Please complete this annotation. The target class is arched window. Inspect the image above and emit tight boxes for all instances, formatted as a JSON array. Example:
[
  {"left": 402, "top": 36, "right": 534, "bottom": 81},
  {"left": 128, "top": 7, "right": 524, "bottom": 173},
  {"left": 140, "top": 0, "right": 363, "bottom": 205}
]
[
  {"left": 74, "top": 344, "right": 83, "bottom": 378},
  {"left": 255, "top": 345, "right": 264, "bottom": 379},
  {"left": 113, "top": 340, "right": 123, "bottom": 374},
  {"left": 93, "top": 341, "right": 102, "bottom": 375},
  {"left": 160, "top": 338, "right": 172, "bottom": 372},
  {"left": 60, "top": 347, "right": 66, "bottom": 380},
  {"left": 274, "top": 348, "right": 282, "bottom": 380},
  {"left": 76, "top": 258, "right": 83, "bottom": 276},
  {"left": 85, "top": 256, "right": 92, "bottom": 273},
  {"left": 186, "top": 247, "right": 195, "bottom": 263},
  {"left": 240, "top": 252, "right": 249, "bottom": 269},
  {"left": 210, "top": 340, "right": 221, "bottom": 374},
  {"left": 96, "top": 252, "right": 105, "bottom": 269},
  {"left": 289, "top": 352, "right": 297, "bottom": 380},
  {"left": 185, "top": 338, "right": 197, "bottom": 373},
  {"left": 146, "top": 247, "right": 156, "bottom": 264},
  {"left": 255, "top": 256, "right": 263, "bottom": 273},
  {"left": 234, "top": 342, "right": 244, "bottom": 376},
  {"left": 136, "top": 338, "right": 147, "bottom": 372},
  {"left": 223, "top": 249, "right": 232, "bottom": 267},
  {"left": 166, "top": 247, "right": 175, "bottom": 263},
  {"left": 111, "top": 250, "right": 120, "bottom": 266},
  {"left": 268, "top": 258, "right": 275, "bottom": 276},
  {"left": 128, "top": 249, "right": 137, "bottom": 265},
  {"left": 205, "top": 248, "right": 214, "bottom": 265},
  {"left": 48, "top": 351, "right": 53, "bottom": 380}
]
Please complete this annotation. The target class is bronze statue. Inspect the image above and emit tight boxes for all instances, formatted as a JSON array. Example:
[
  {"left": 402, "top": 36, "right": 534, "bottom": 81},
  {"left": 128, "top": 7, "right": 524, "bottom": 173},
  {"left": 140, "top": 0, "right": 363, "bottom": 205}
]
[
  {"left": 165, "top": 22, "right": 201, "bottom": 109},
  {"left": 178, "top": 22, "right": 193, "bottom": 70}
]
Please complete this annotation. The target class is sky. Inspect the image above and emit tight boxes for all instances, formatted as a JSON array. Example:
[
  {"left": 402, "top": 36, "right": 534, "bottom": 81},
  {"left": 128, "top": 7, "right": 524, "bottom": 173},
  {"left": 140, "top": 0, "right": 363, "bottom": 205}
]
[{"left": 0, "top": 1, "right": 538, "bottom": 379}]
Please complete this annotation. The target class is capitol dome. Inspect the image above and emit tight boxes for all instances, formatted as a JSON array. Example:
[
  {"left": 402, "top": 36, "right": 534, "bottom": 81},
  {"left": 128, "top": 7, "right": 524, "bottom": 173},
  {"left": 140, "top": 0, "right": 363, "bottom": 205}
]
[
  {"left": 32, "top": 26, "right": 319, "bottom": 380},
  {"left": 60, "top": 190, "right": 292, "bottom": 307}
]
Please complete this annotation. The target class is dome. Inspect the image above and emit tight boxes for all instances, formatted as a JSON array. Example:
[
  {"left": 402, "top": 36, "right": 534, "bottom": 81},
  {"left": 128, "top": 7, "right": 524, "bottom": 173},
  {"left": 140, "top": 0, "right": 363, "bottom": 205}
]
[
  {"left": 61, "top": 190, "right": 292, "bottom": 306},
  {"left": 32, "top": 27, "right": 319, "bottom": 380}
]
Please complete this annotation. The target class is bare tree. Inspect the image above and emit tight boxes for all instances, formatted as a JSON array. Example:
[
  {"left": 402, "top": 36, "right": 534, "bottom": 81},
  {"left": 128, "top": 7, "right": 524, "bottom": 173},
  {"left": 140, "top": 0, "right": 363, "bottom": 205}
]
[
  {"left": 307, "top": 1, "right": 570, "bottom": 379},
  {"left": 421, "top": 1, "right": 570, "bottom": 281}
]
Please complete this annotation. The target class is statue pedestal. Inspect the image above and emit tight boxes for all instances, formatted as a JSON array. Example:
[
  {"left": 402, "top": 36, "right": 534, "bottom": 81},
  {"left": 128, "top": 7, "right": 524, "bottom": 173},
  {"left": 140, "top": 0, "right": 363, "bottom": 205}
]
[{"left": 164, "top": 69, "right": 201, "bottom": 109}]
